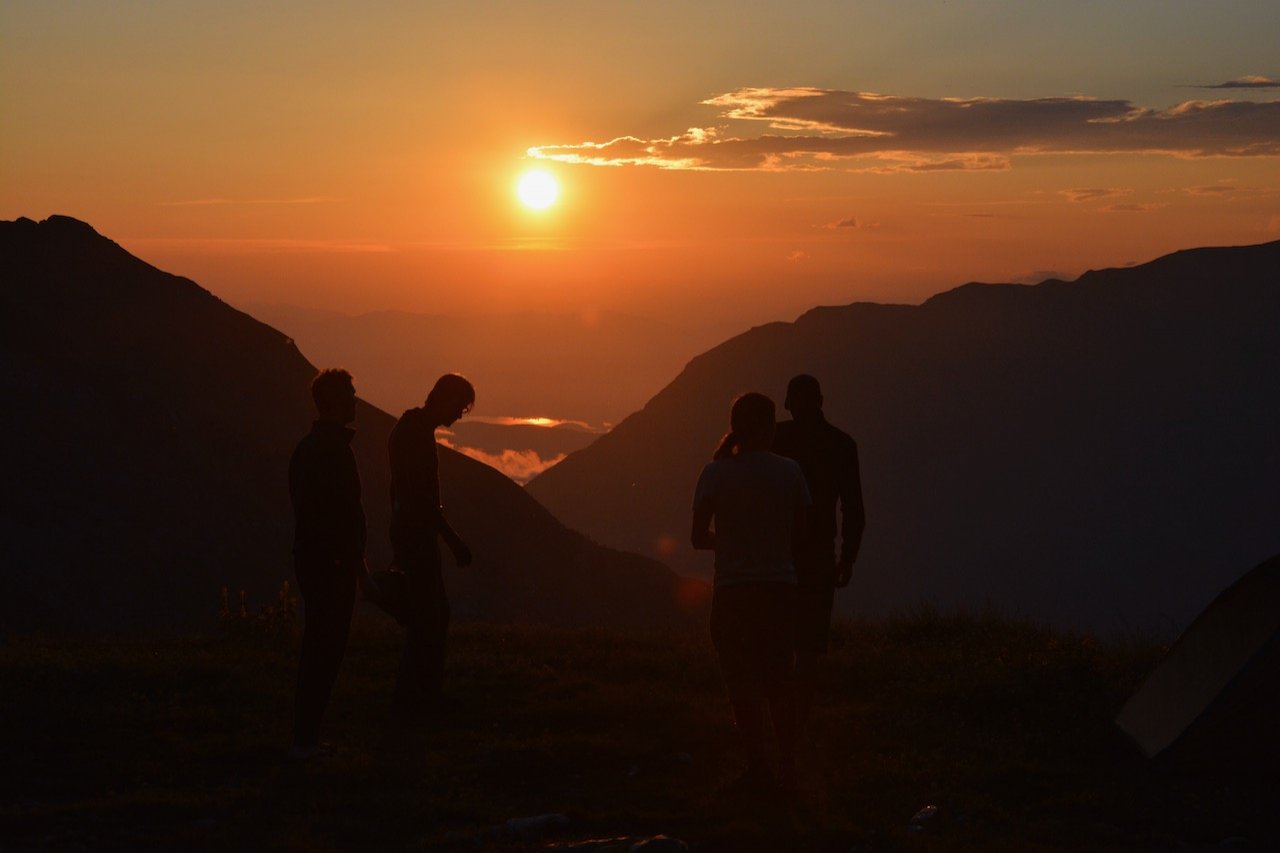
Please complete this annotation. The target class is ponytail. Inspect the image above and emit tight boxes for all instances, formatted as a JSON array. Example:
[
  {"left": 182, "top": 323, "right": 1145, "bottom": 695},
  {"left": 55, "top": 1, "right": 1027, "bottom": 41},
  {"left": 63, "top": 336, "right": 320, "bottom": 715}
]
[{"left": 713, "top": 431, "right": 740, "bottom": 460}]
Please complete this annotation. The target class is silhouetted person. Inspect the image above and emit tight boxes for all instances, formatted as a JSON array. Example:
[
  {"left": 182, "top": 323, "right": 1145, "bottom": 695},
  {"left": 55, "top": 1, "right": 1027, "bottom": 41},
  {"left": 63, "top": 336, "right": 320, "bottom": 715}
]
[
  {"left": 288, "top": 368, "right": 371, "bottom": 759},
  {"left": 388, "top": 373, "right": 475, "bottom": 717},
  {"left": 692, "top": 392, "right": 811, "bottom": 798},
  {"left": 772, "top": 374, "right": 865, "bottom": 725}
]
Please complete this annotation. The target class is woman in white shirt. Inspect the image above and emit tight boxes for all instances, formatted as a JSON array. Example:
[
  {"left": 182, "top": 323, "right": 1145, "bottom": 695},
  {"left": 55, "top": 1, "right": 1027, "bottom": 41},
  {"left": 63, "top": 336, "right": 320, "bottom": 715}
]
[{"left": 691, "top": 392, "right": 811, "bottom": 796}]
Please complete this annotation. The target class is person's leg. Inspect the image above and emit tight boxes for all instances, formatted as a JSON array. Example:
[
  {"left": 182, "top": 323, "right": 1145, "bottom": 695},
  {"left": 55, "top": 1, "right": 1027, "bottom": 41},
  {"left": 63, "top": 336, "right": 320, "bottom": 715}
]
[
  {"left": 420, "top": 545, "right": 450, "bottom": 700},
  {"left": 757, "top": 585, "right": 799, "bottom": 789},
  {"left": 712, "top": 585, "right": 768, "bottom": 770},
  {"left": 395, "top": 535, "right": 444, "bottom": 715},
  {"left": 293, "top": 557, "right": 357, "bottom": 751}
]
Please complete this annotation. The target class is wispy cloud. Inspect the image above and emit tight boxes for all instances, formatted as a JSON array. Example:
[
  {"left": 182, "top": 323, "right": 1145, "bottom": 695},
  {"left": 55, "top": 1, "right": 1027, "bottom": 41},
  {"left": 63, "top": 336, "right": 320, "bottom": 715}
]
[
  {"left": 1102, "top": 202, "right": 1166, "bottom": 213},
  {"left": 1192, "top": 75, "right": 1280, "bottom": 89},
  {"left": 440, "top": 439, "right": 565, "bottom": 484},
  {"left": 528, "top": 88, "right": 1280, "bottom": 172},
  {"left": 1183, "top": 183, "right": 1237, "bottom": 196},
  {"left": 158, "top": 196, "right": 339, "bottom": 207},
  {"left": 826, "top": 216, "right": 881, "bottom": 229},
  {"left": 1060, "top": 187, "right": 1131, "bottom": 203}
]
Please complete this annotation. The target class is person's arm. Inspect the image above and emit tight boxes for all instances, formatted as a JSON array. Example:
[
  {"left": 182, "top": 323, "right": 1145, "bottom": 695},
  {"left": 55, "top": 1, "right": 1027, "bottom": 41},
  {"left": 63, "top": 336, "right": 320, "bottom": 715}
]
[
  {"left": 437, "top": 511, "right": 472, "bottom": 567},
  {"left": 690, "top": 464, "right": 716, "bottom": 550},
  {"left": 836, "top": 438, "right": 866, "bottom": 588},
  {"left": 691, "top": 504, "right": 716, "bottom": 550},
  {"left": 356, "top": 558, "right": 381, "bottom": 600}
]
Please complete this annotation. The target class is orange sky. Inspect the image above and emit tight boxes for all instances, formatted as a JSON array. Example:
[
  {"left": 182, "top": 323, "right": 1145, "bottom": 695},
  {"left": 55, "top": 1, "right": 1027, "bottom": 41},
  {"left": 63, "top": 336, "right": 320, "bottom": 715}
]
[{"left": 3, "top": 2, "right": 1278, "bottom": 328}]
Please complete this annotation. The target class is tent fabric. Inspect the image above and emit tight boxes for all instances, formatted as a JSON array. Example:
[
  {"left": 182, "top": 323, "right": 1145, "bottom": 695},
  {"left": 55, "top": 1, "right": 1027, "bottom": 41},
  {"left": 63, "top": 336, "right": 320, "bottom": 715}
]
[{"left": 1115, "top": 554, "right": 1280, "bottom": 760}]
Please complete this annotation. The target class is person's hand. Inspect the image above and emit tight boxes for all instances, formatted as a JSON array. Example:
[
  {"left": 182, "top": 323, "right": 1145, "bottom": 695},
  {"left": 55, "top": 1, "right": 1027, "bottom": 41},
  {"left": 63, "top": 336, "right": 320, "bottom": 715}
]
[
  {"left": 450, "top": 540, "right": 473, "bottom": 568},
  {"left": 835, "top": 556, "right": 855, "bottom": 588}
]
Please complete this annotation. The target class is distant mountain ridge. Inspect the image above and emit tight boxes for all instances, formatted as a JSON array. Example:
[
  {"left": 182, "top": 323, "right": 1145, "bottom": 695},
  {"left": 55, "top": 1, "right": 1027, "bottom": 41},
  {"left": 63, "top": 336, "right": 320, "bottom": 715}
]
[
  {"left": 528, "top": 239, "right": 1280, "bottom": 634},
  {"left": 244, "top": 302, "right": 726, "bottom": 426},
  {"left": 0, "top": 216, "right": 698, "bottom": 631}
]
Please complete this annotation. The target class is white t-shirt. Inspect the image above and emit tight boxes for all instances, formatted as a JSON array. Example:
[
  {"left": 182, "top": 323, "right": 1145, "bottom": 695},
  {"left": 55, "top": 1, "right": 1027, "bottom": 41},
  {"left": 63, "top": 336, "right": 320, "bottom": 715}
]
[{"left": 692, "top": 450, "right": 812, "bottom": 587}]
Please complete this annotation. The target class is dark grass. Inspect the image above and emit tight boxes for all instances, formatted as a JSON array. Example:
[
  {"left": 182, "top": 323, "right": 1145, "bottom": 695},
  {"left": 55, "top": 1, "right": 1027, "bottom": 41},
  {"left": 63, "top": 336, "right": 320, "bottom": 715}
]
[{"left": 2, "top": 610, "right": 1277, "bottom": 852}]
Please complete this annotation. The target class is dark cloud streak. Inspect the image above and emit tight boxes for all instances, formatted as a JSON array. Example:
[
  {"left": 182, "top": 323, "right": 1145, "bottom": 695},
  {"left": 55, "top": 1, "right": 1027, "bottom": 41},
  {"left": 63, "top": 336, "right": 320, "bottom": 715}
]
[
  {"left": 1193, "top": 75, "right": 1280, "bottom": 89},
  {"left": 529, "top": 88, "right": 1280, "bottom": 172}
]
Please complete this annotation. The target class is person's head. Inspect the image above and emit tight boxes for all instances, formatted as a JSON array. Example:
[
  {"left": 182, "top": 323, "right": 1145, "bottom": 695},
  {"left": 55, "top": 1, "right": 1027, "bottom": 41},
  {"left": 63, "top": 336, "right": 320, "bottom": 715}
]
[
  {"left": 424, "top": 373, "right": 475, "bottom": 427},
  {"left": 311, "top": 368, "right": 356, "bottom": 425},
  {"left": 784, "top": 373, "right": 823, "bottom": 423},
  {"left": 713, "top": 392, "right": 776, "bottom": 459}
]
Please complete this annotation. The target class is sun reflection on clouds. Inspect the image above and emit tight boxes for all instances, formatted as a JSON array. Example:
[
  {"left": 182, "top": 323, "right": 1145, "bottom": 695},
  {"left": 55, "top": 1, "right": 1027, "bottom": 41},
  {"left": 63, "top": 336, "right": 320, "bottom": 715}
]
[
  {"left": 466, "top": 415, "right": 601, "bottom": 431},
  {"left": 438, "top": 436, "right": 566, "bottom": 484}
]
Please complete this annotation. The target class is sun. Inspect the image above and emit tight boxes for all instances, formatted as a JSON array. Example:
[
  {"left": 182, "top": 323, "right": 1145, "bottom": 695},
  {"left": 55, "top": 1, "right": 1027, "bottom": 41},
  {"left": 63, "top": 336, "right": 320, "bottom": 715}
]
[{"left": 517, "top": 170, "right": 560, "bottom": 210}]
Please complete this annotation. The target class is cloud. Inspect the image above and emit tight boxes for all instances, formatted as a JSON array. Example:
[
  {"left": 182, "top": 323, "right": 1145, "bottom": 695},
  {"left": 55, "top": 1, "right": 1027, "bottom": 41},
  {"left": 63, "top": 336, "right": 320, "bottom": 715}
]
[
  {"left": 827, "top": 216, "right": 881, "bottom": 229},
  {"left": 1060, "top": 187, "right": 1131, "bottom": 203},
  {"left": 528, "top": 88, "right": 1280, "bottom": 172},
  {"left": 1194, "top": 75, "right": 1280, "bottom": 89},
  {"left": 441, "top": 439, "right": 565, "bottom": 484},
  {"left": 786, "top": 250, "right": 808, "bottom": 262},
  {"left": 1184, "top": 184, "right": 1237, "bottom": 195},
  {"left": 1102, "top": 202, "right": 1166, "bottom": 212}
]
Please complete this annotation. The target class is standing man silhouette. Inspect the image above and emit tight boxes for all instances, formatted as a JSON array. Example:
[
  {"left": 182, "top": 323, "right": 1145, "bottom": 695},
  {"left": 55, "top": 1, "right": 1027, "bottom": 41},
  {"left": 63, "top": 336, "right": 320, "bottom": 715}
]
[
  {"left": 288, "top": 368, "right": 370, "bottom": 759},
  {"left": 388, "top": 373, "right": 475, "bottom": 717},
  {"left": 772, "top": 374, "right": 865, "bottom": 724}
]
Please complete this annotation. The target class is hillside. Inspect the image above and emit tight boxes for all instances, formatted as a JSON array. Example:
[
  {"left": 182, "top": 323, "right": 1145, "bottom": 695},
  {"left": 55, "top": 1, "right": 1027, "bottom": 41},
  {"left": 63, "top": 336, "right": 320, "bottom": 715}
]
[
  {"left": 8, "top": 616, "right": 1277, "bottom": 851},
  {"left": 0, "top": 216, "right": 698, "bottom": 631},
  {"left": 528, "top": 240, "right": 1280, "bottom": 634}
]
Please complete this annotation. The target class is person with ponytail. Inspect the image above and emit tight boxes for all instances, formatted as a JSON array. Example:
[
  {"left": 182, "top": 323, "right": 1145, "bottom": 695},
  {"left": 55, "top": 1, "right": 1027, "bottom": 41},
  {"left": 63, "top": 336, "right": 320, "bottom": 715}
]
[{"left": 691, "top": 392, "right": 811, "bottom": 798}]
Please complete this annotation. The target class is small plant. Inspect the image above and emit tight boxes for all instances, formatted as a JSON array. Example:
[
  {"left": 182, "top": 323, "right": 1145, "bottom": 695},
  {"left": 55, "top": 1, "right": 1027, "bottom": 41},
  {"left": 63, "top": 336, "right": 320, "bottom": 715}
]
[{"left": 219, "top": 581, "right": 297, "bottom": 637}]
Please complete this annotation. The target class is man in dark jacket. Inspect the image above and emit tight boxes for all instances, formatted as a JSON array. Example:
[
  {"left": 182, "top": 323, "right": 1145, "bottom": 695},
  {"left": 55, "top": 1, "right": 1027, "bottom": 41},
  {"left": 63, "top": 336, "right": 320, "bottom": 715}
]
[
  {"left": 287, "top": 368, "right": 368, "bottom": 759},
  {"left": 388, "top": 373, "right": 475, "bottom": 717},
  {"left": 772, "top": 374, "right": 865, "bottom": 723}
]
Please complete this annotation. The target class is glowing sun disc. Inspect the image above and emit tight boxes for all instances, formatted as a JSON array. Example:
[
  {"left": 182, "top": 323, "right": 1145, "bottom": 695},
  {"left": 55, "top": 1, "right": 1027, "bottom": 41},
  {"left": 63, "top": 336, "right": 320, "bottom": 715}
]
[{"left": 517, "top": 170, "right": 559, "bottom": 210}]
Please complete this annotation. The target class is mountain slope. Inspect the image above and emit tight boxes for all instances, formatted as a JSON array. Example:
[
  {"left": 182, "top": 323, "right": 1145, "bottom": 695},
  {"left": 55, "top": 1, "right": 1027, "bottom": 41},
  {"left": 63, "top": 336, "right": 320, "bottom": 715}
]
[
  {"left": 528, "top": 240, "right": 1280, "bottom": 633},
  {"left": 0, "top": 216, "right": 698, "bottom": 631},
  {"left": 243, "top": 303, "right": 725, "bottom": 426}
]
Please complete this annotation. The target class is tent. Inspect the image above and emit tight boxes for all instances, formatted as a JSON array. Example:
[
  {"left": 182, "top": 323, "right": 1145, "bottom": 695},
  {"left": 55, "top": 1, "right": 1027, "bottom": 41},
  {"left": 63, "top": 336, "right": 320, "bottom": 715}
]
[{"left": 1115, "top": 554, "right": 1280, "bottom": 765}]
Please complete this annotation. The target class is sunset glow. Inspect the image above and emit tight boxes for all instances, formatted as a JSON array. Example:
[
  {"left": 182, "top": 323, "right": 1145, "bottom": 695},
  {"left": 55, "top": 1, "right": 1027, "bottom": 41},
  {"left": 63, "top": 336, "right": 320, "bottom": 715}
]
[
  {"left": 516, "top": 170, "right": 559, "bottom": 211},
  {"left": 1, "top": 3, "right": 1276, "bottom": 329}
]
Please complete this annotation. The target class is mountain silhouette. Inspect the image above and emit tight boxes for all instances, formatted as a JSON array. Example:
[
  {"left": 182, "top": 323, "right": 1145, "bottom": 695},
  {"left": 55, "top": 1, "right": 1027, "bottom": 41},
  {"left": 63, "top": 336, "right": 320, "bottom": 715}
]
[
  {"left": 528, "top": 240, "right": 1280, "bottom": 634},
  {"left": 245, "top": 303, "right": 726, "bottom": 425},
  {"left": 0, "top": 216, "right": 698, "bottom": 631}
]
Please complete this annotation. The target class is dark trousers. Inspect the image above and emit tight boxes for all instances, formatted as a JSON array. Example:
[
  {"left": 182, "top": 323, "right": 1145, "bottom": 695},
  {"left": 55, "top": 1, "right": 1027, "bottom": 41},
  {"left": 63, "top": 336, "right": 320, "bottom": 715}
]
[
  {"left": 794, "top": 544, "right": 837, "bottom": 675},
  {"left": 392, "top": 532, "right": 449, "bottom": 713},
  {"left": 293, "top": 555, "right": 357, "bottom": 748},
  {"left": 794, "top": 544, "right": 837, "bottom": 724},
  {"left": 710, "top": 582, "right": 796, "bottom": 769}
]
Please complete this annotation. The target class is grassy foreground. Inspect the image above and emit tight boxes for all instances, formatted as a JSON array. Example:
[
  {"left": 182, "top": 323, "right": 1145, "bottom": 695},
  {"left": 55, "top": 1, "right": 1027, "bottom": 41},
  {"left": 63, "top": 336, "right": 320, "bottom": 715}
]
[{"left": 2, "top": 611, "right": 1277, "bottom": 852}]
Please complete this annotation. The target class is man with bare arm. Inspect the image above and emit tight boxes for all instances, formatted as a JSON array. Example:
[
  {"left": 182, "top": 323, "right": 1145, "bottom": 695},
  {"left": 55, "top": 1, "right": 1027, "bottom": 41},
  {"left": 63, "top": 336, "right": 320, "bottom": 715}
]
[
  {"left": 388, "top": 373, "right": 475, "bottom": 717},
  {"left": 772, "top": 374, "right": 866, "bottom": 726}
]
